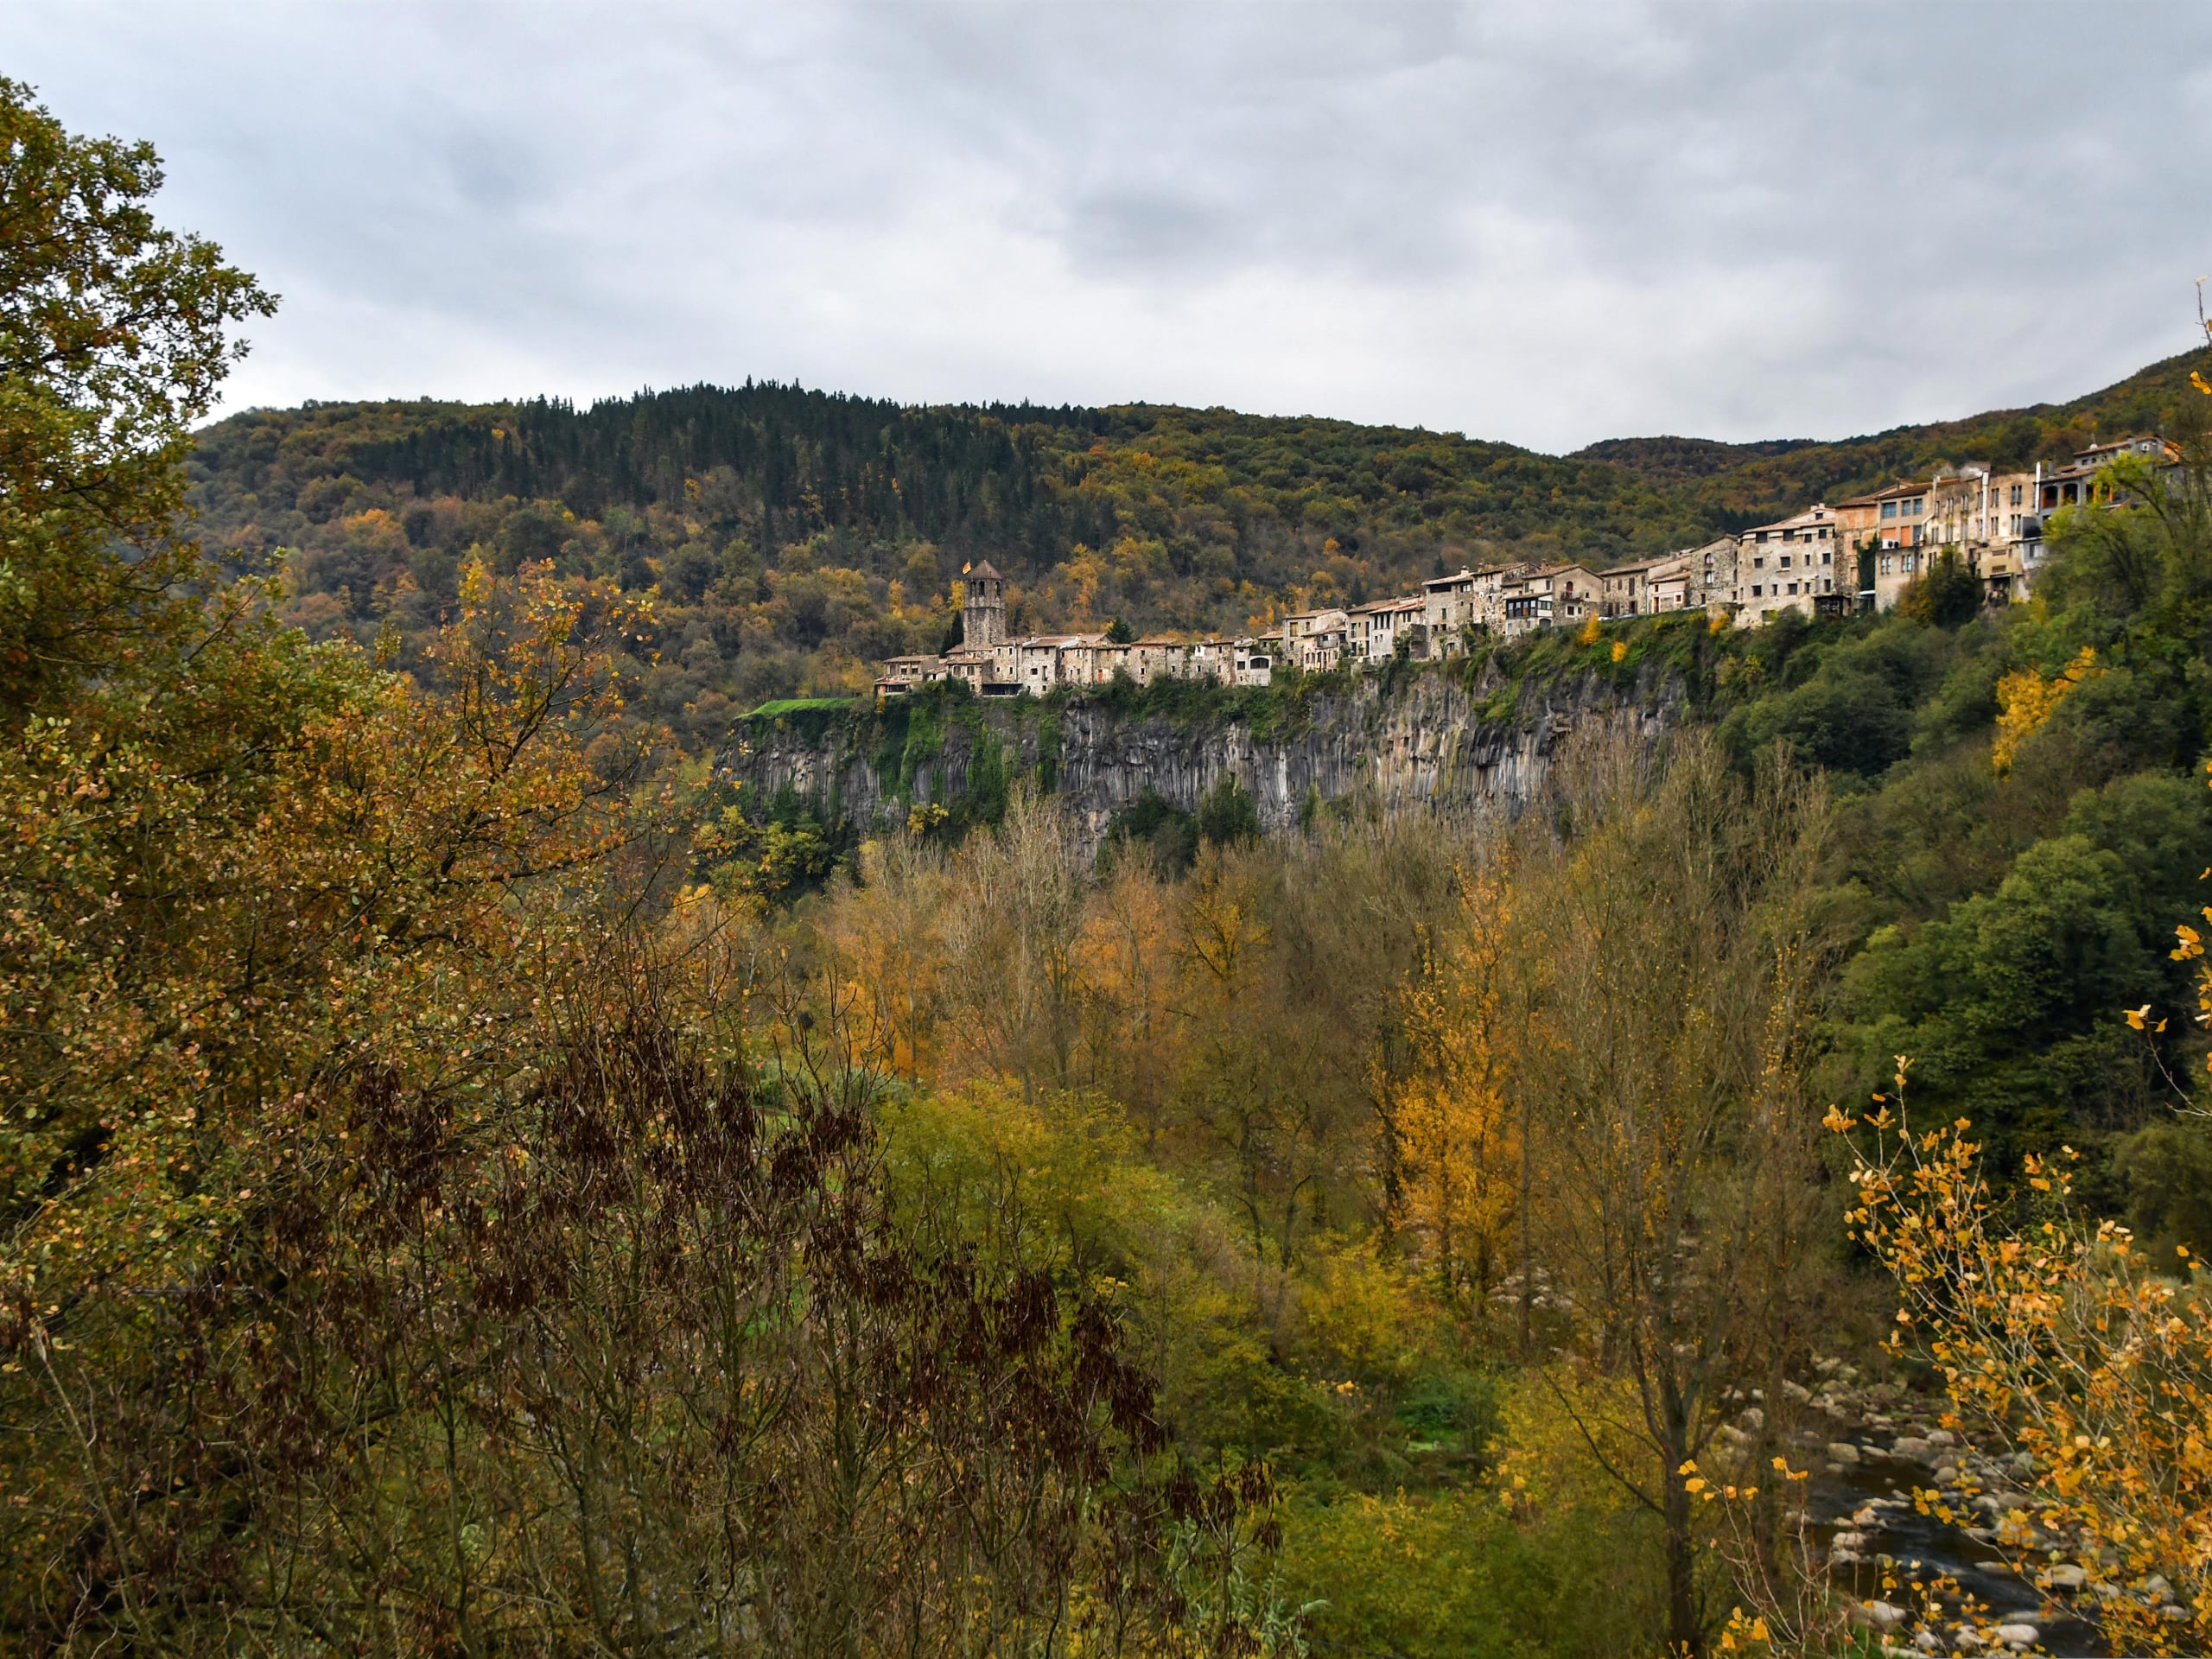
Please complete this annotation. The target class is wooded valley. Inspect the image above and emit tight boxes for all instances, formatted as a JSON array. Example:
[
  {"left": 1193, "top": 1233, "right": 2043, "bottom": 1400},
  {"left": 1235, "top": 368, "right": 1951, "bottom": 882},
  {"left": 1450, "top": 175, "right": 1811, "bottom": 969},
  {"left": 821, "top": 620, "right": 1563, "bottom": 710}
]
[{"left": 8, "top": 76, "right": 2212, "bottom": 1658}]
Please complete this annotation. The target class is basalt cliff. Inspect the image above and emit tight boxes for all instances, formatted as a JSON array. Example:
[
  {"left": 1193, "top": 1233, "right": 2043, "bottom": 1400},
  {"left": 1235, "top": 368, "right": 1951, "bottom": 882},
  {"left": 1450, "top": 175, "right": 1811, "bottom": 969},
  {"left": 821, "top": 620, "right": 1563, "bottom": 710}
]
[{"left": 723, "top": 661, "right": 1683, "bottom": 848}]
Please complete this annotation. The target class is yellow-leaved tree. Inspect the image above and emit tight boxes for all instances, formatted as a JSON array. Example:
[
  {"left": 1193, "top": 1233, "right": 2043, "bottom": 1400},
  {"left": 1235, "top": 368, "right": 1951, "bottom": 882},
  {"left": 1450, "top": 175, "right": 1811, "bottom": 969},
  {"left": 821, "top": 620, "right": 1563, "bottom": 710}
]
[
  {"left": 1839, "top": 1068, "right": 2212, "bottom": 1653},
  {"left": 1389, "top": 861, "right": 1521, "bottom": 1312}
]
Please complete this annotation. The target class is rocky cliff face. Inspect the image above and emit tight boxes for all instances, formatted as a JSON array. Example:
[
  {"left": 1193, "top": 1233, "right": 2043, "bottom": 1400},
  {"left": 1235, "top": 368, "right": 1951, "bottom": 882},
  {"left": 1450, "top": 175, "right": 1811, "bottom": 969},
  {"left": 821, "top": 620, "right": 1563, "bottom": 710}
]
[{"left": 726, "top": 664, "right": 1681, "bottom": 849}]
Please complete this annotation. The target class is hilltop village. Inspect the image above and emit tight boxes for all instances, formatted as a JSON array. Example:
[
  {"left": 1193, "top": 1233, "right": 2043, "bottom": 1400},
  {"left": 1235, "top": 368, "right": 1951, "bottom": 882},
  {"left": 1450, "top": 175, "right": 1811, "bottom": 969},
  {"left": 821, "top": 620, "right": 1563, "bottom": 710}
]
[{"left": 874, "top": 434, "right": 2169, "bottom": 696}]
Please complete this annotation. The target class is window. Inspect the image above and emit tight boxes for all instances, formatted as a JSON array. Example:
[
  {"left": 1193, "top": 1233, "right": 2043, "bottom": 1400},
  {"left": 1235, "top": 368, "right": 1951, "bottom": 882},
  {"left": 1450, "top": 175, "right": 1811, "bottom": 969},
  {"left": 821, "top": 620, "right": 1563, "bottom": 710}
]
[
  {"left": 2010, "top": 484, "right": 2024, "bottom": 505},
  {"left": 1753, "top": 556, "right": 1764, "bottom": 569},
  {"left": 1779, "top": 554, "right": 1791, "bottom": 569},
  {"left": 1904, "top": 552, "right": 1917, "bottom": 573},
  {"left": 1821, "top": 550, "right": 1832, "bottom": 564},
  {"left": 1879, "top": 555, "right": 1894, "bottom": 575},
  {"left": 1751, "top": 584, "right": 1763, "bottom": 597},
  {"left": 1881, "top": 501, "right": 1897, "bottom": 519},
  {"left": 1788, "top": 582, "right": 1799, "bottom": 594}
]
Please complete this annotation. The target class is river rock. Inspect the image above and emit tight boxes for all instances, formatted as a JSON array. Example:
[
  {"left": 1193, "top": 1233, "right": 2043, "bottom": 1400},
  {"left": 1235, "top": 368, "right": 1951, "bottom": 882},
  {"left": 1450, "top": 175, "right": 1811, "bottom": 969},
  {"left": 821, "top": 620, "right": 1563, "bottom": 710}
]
[
  {"left": 1827, "top": 1441, "right": 1860, "bottom": 1465},
  {"left": 2041, "top": 1564, "right": 2086, "bottom": 1591},
  {"left": 1891, "top": 1435, "right": 1933, "bottom": 1460},
  {"left": 1993, "top": 1623, "right": 2037, "bottom": 1647},
  {"left": 1851, "top": 1600, "right": 1909, "bottom": 1631}
]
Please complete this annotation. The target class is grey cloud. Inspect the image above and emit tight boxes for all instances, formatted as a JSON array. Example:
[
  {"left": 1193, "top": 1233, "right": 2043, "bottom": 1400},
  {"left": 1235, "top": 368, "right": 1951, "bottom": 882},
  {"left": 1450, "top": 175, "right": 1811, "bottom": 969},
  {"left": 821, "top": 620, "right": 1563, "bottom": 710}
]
[{"left": 10, "top": 0, "right": 2212, "bottom": 449}]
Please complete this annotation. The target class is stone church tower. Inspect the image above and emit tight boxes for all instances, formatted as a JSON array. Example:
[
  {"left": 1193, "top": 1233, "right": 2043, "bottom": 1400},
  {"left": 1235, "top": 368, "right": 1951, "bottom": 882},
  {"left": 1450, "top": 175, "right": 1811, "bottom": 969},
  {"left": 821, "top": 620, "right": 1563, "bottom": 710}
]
[{"left": 959, "top": 562, "right": 1006, "bottom": 649}]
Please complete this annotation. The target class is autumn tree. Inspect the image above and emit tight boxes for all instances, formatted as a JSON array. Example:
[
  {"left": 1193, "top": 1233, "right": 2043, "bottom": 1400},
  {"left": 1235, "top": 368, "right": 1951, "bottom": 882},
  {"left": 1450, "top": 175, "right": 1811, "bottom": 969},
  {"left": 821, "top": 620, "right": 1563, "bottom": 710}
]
[
  {"left": 1841, "top": 1072, "right": 2212, "bottom": 1655},
  {"left": 939, "top": 785, "right": 1090, "bottom": 1094},
  {"left": 1079, "top": 849, "right": 1183, "bottom": 1145},
  {"left": 1389, "top": 859, "right": 1522, "bottom": 1311},
  {"left": 1514, "top": 734, "right": 1836, "bottom": 1658},
  {"left": 0, "top": 85, "right": 1298, "bottom": 1658},
  {"left": 823, "top": 828, "right": 952, "bottom": 1084},
  {"left": 0, "top": 77, "right": 273, "bottom": 717}
]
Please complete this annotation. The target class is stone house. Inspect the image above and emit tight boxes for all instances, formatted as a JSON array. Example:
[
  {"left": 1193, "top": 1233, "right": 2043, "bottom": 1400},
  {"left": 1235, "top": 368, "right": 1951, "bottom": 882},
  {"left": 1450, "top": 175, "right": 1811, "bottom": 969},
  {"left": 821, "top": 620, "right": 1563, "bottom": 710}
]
[
  {"left": 1422, "top": 563, "right": 1531, "bottom": 647},
  {"left": 1732, "top": 505, "right": 1844, "bottom": 625},
  {"left": 1923, "top": 464, "right": 2040, "bottom": 604},
  {"left": 1232, "top": 640, "right": 1274, "bottom": 686},
  {"left": 874, "top": 654, "right": 944, "bottom": 696},
  {"left": 1351, "top": 596, "right": 1429, "bottom": 663},
  {"left": 1598, "top": 556, "right": 1668, "bottom": 619},
  {"left": 1831, "top": 481, "right": 1933, "bottom": 613},
  {"left": 1499, "top": 563, "right": 1603, "bottom": 639},
  {"left": 1421, "top": 568, "right": 1481, "bottom": 649},
  {"left": 1294, "top": 610, "right": 1353, "bottom": 671}
]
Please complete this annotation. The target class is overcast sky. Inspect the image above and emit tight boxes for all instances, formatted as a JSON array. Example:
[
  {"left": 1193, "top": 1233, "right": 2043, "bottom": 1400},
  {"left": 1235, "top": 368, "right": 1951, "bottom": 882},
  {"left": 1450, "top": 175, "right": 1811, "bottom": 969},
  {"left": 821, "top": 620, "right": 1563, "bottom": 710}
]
[{"left": 15, "top": 2, "right": 2212, "bottom": 452}]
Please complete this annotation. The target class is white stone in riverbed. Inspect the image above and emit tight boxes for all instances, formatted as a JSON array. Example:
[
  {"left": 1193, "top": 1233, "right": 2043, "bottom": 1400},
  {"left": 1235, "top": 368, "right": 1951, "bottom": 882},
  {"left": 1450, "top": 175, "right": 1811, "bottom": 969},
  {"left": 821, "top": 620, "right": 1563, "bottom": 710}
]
[
  {"left": 1852, "top": 1601, "right": 1909, "bottom": 1631},
  {"left": 1891, "top": 1435, "right": 1933, "bottom": 1459},
  {"left": 2041, "top": 1564, "right": 2086, "bottom": 1591},
  {"left": 1993, "top": 1623, "right": 2037, "bottom": 1647},
  {"left": 1926, "top": 1428, "right": 1955, "bottom": 1446},
  {"left": 1827, "top": 1441, "right": 1861, "bottom": 1465}
]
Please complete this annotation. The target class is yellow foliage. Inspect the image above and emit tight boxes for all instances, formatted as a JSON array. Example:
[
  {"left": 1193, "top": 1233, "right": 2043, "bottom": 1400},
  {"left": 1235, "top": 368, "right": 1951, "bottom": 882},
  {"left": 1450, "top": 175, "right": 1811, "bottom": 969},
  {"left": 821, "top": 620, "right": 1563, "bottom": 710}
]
[
  {"left": 1841, "top": 1061, "right": 2212, "bottom": 1653},
  {"left": 1389, "top": 864, "right": 1520, "bottom": 1304},
  {"left": 1293, "top": 1237, "right": 1421, "bottom": 1382},
  {"left": 1577, "top": 613, "right": 1602, "bottom": 646},
  {"left": 822, "top": 832, "right": 949, "bottom": 1083},
  {"left": 1991, "top": 644, "right": 2100, "bottom": 774},
  {"left": 1491, "top": 1370, "right": 1652, "bottom": 1527},
  {"left": 2, "top": 562, "right": 658, "bottom": 1319}
]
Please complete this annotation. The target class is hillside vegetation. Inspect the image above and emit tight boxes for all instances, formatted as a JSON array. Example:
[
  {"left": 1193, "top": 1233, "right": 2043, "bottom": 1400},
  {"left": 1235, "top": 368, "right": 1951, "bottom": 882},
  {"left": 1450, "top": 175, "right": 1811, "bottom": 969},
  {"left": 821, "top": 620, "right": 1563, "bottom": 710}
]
[
  {"left": 187, "top": 350, "right": 2204, "bottom": 736},
  {"left": 13, "top": 70, "right": 2212, "bottom": 1658}
]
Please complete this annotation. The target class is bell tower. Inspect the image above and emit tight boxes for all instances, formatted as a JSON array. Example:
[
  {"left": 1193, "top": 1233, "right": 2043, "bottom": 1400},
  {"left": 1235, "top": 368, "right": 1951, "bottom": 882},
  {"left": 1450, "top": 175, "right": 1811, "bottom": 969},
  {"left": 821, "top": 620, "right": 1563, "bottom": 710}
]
[{"left": 959, "top": 561, "right": 1006, "bottom": 649}]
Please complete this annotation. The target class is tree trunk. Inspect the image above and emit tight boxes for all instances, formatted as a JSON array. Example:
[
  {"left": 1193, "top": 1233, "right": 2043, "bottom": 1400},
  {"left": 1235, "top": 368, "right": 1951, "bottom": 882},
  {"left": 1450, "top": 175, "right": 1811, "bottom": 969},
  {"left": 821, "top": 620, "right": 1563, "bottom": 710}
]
[{"left": 1663, "top": 1428, "right": 1700, "bottom": 1658}]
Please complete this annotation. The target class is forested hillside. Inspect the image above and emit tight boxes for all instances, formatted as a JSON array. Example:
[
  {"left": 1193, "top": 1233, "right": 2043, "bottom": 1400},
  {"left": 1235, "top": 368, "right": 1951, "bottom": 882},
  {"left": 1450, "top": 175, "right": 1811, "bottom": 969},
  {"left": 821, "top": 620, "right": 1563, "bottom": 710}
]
[
  {"left": 16, "top": 71, "right": 2212, "bottom": 1659},
  {"left": 185, "top": 348, "right": 2204, "bottom": 735}
]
